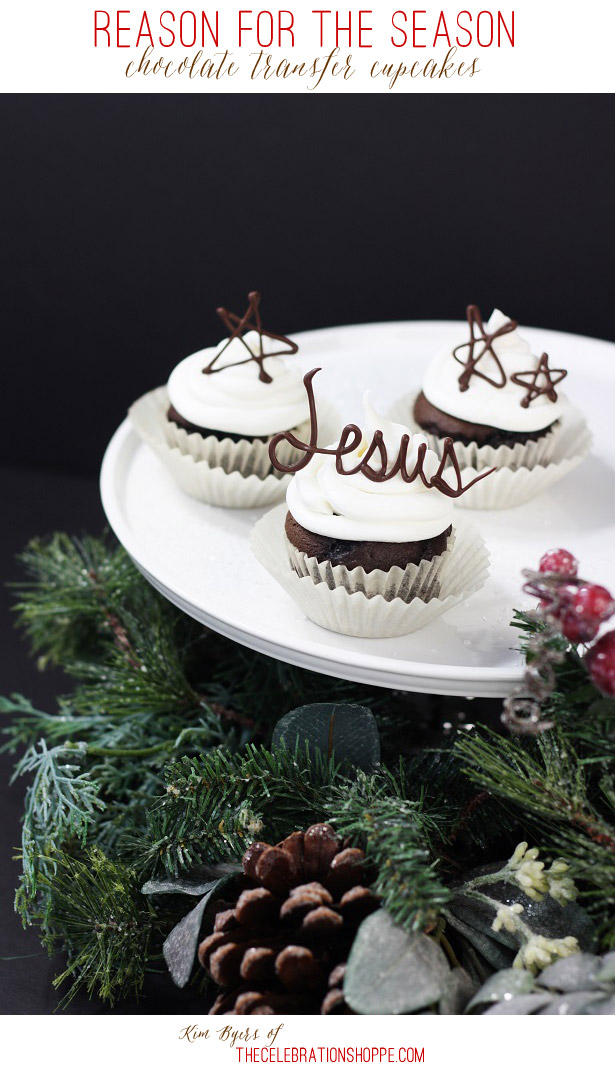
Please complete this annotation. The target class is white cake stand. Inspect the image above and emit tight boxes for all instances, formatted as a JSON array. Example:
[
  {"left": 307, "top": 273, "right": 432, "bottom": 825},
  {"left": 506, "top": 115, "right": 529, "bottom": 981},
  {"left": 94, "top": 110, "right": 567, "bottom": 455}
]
[{"left": 100, "top": 320, "right": 615, "bottom": 698}]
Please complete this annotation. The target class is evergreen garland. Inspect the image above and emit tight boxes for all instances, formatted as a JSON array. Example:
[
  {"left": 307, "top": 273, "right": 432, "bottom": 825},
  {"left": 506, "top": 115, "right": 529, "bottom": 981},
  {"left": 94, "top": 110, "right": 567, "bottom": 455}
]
[{"left": 3, "top": 531, "right": 615, "bottom": 1010}]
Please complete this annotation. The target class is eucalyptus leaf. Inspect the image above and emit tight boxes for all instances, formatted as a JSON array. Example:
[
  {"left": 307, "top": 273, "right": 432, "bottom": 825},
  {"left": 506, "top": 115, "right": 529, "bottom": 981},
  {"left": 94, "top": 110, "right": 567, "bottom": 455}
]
[
  {"left": 538, "top": 991, "right": 606, "bottom": 1015},
  {"left": 515, "top": 890, "right": 595, "bottom": 950},
  {"left": 483, "top": 995, "right": 552, "bottom": 1015},
  {"left": 438, "top": 968, "right": 475, "bottom": 1015},
  {"left": 442, "top": 907, "right": 513, "bottom": 970},
  {"left": 344, "top": 909, "right": 450, "bottom": 1014},
  {"left": 477, "top": 951, "right": 615, "bottom": 1015},
  {"left": 451, "top": 876, "right": 595, "bottom": 954},
  {"left": 587, "top": 996, "right": 615, "bottom": 1015},
  {"left": 142, "top": 861, "right": 240, "bottom": 897},
  {"left": 446, "top": 894, "right": 517, "bottom": 955},
  {"left": 144, "top": 877, "right": 218, "bottom": 898},
  {"left": 536, "top": 953, "right": 602, "bottom": 993},
  {"left": 162, "top": 872, "right": 240, "bottom": 988},
  {"left": 466, "top": 968, "right": 534, "bottom": 1012},
  {"left": 272, "top": 703, "right": 380, "bottom": 772},
  {"left": 595, "top": 951, "right": 615, "bottom": 983}
]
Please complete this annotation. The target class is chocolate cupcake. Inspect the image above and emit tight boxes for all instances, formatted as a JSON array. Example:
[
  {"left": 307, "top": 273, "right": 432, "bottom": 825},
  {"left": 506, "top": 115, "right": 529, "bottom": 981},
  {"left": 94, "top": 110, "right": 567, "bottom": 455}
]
[
  {"left": 414, "top": 305, "right": 568, "bottom": 462},
  {"left": 412, "top": 391, "right": 553, "bottom": 451},
  {"left": 164, "top": 290, "right": 310, "bottom": 465},
  {"left": 281, "top": 398, "right": 458, "bottom": 601},
  {"left": 250, "top": 370, "right": 492, "bottom": 638},
  {"left": 284, "top": 510, "right": 452, "bottom": 573},
  {"left": 129, "top": 292, "right": 338, "bottom": 508},
  {"left": 391, "top": 305, "right": 591, "bottom": 510}
]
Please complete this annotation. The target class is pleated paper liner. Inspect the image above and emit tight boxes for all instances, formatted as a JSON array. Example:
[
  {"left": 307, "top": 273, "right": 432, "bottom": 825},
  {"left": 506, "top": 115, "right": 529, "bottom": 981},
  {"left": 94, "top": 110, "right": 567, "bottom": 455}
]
[
  {"left": 389, "top": 393, "right": 592, "bottom": 509},
  {"left": 128, "top": 387, "right": 340, "bottom": 509},
  {"left": 285, "top": 531, "right": 456, "bottom": 602},
  {"left": 251, "top": 503, "right": 490, "bottom": 638}
]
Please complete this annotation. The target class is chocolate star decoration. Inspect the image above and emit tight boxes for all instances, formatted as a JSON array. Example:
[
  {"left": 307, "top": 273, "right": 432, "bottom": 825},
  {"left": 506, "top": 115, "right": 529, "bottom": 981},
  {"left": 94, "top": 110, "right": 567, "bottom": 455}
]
[
  {"left": 510, "top": 352, "right": 567, "bottom": 408},
  {"left": 202, "top": 290, "right": 298, "bottom": 384},
  {"left": 453, "top": 304, "right": 518, "bottom": 392}
]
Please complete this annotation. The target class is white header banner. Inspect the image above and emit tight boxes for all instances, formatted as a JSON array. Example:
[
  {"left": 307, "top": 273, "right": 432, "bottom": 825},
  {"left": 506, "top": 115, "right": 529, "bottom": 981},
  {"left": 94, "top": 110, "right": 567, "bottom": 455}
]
[{"left": 1, "top": 0, "right": 613, "bottom": 92}]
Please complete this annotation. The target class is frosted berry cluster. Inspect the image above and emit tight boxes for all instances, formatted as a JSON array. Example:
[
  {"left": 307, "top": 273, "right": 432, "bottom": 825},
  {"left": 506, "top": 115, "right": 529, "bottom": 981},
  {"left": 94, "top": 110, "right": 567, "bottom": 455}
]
[{"left": 524, "top": 549, "right": 615, "bottom": 696}]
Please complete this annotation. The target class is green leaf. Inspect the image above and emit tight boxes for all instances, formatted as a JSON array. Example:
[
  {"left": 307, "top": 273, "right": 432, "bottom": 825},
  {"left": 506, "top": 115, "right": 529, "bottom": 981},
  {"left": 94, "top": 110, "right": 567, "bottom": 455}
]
[
  {"left": 538, "top": 991, "right": 605, "bottom": 1015},
  {"left": 588, "top": 996, "right": 615, "bottom": 1015},
  {"left": 442, "top": 906, "right": 513, "bottom": 970},
  {"left": 142, "top": 863, "right": 240, "bottom": 897},
  {"left": 272, "top": 703, "right": 380, "bottom": 772},
  {"left": 449, "top": 878, "right": 596, "bottom": 957},
  {"left": 596, "top": 952, "right": 615, "bottom": 983},
  {"left": 483, "top": 995, "right": 552, "bottom": 1015},
  {"left": 536, "top": 953, "right": 602, "bottom": 992},
  {"left": 466, "top": 968, "right": 534, "bottom": 1012},
  {"left": 438, "top": 967, "right": 475, "bottom": 1014},
  {"left": 344, "top": 909, "right": 450, "bottom": 1014},
  {"left": 162, "top": 873, "right": 240, "bottom": 988}
]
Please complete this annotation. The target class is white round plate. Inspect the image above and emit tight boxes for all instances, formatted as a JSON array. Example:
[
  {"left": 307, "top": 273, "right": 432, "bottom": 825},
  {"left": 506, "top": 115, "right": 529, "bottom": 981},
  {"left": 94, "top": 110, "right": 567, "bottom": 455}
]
[{"left": 100, "top": 320, "right": 615, "bottom": 698}]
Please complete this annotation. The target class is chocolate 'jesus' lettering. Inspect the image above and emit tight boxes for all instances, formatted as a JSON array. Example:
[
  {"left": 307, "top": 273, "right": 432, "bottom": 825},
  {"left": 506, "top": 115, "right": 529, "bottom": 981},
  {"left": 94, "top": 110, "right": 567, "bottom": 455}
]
[{"left": 269, "top": 369, "right": 495, "bottom": 498}]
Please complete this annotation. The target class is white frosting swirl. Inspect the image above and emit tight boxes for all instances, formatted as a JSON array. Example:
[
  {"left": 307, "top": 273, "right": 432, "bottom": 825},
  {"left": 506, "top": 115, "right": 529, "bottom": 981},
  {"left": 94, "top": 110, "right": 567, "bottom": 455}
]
[
  {"left": 422, "top": 310, "right": 567, "bottom": 432},
  {"left": 167, "top": 331, "right": 309, "bottom": 436},
  {"left": 286, "top": 399, "right": 455, "bottom": 542}
]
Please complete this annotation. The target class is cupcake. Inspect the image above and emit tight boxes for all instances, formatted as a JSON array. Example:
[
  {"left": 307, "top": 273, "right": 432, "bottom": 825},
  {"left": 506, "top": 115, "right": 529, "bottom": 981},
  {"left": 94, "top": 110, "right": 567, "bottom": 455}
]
[
  {"left": 251, "top": 369, "right": 491, "bottom": 638},
  {"left": 415, "top": 306, "right": 567, "bottom": 457},
  {"left": 129, "top": 291, "right": 337, "bottom": 508},
  {"left": 395, "top": 305, "right": 591, "bottom": 510}
]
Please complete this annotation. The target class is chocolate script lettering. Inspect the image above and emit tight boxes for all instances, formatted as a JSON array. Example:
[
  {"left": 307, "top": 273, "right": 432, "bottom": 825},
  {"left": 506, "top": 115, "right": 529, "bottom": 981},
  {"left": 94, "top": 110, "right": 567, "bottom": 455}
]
[{"left": 269, "top": 369, "right": 495, "bottom": 497}]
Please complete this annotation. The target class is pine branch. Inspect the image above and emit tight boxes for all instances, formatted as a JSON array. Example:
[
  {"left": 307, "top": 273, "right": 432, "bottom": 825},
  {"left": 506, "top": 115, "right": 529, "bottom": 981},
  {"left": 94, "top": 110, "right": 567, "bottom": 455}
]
[
  {"left": 14, "top": 534, "right": 142, "bottom": 669},
  {"left": 402, "top": 744, "right": 519, "bottom": 859},
  {"left": 14, "top": 740, "right": 105, "bottom": 917},
  {"left": 326, "top": 769, "right": 451, "bottom": 932},
  {"left": 10, "top": 532, "right": 382, "bottom": 737},
  {"left": 13, "top": 533, "right": 207, "bottom": 720},
  {"left": 455, "top": 726, "right": 615, "bottom": 943},
  {"left": 27, "top": 848, "right": 156, "bottom": 1008},
  {"left": 10, "top": 526, "right": 615, "bottom": 1011},
  {"left": 4, "top": 697, "right": 244, "bottom": 924},
  {"left": 131, "top": 744, "right": 342, "bottom": 878},
  {"left": 135, "top": 749, "right": 452, "bottom": 934},
  {"left": 1, "top": 694, "right": 101, "bottom": 754},
  {"left": 456, "top": 729, "right": 615, "bottom": 841}
]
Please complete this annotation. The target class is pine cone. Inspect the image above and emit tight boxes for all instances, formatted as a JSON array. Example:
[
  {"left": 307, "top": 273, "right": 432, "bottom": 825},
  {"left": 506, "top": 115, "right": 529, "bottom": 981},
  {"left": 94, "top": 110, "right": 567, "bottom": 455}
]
[{"left": 198, "top": 823, "right": 380, "bottom": 1014}]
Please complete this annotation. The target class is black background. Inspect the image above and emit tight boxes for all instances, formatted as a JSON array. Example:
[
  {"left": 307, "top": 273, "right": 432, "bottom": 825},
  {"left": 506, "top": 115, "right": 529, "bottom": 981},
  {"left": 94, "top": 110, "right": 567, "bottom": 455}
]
[
  {"left": 0, "top": 94, "right": 613, "bottom": 1014},
  {"left": 1, "top": 94, "right": 613, "bottom": 475}
]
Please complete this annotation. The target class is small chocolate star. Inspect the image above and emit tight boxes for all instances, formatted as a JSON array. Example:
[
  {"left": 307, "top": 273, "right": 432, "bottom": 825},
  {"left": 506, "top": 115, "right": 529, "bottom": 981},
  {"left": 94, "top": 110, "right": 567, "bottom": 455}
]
[
  {"left": 203, "top": 290, "right": 298, "bottom": 383},
  {"left": 510, "top": 353, "right": 567, "bottom": 408},
  {"left": 453, "top": 304, "right": 518, "bottom": 392}
]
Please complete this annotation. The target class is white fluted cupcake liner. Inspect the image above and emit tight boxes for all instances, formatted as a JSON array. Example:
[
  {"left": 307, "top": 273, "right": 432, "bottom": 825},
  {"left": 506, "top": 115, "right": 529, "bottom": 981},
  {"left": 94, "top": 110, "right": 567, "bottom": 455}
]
[
  {"left": 285, "top": 530, "right": 456, "bottom": 602},
  {"left": 251, "top": 504, "right": 489, "bottom": 638},
  {"left": 129, "top": 387, "right": 339, "bottom": 509},
  {"left": 390, "top": 394, "right": 592, "bottom": 510},
  {"left": 391, "top": 391, "right": 562, "bottom": 469}
]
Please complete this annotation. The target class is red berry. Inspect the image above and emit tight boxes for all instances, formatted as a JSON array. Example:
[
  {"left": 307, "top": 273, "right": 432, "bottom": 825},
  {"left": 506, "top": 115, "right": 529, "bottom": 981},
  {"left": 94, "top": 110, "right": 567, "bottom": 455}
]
[
  {"left": 539, "top": 548, "right": 578, "bottom": 576},
  {"left": 572, "top": 584, "right": 615, "bottom": 623},
  {"left": 586, "top": 631, "right": 615, "bottom": 696},
  {"left": 560, "top": 611, "right": 600, "bottom": 644}
]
